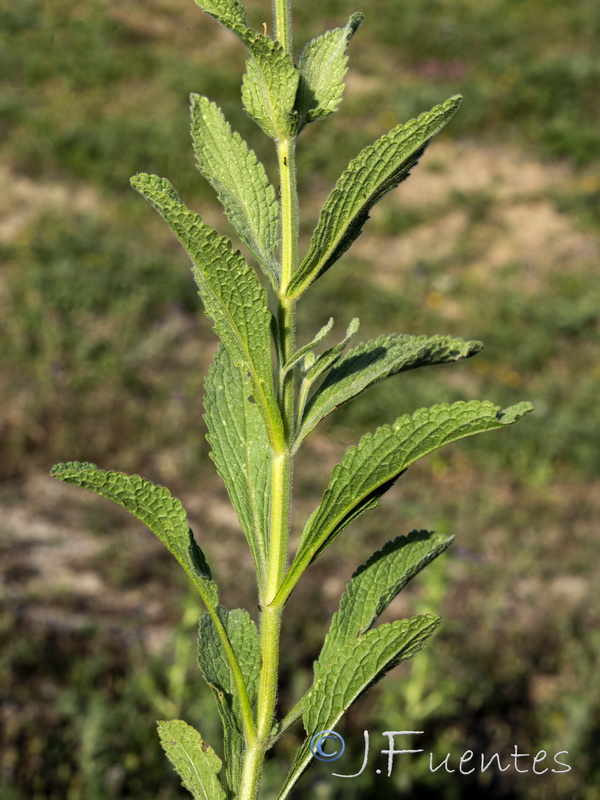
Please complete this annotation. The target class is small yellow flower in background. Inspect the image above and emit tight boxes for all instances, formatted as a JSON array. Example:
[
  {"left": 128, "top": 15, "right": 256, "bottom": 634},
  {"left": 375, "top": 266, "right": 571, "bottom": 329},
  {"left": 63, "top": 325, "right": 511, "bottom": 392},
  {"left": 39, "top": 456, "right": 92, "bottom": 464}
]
[{"left": 426, "top": 291, "right": 443, "bottom": 309}]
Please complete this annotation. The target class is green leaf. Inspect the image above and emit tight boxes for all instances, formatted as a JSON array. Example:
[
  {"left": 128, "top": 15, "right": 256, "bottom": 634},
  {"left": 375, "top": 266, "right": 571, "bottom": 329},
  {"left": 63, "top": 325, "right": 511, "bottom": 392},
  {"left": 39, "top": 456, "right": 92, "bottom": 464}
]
[
  {"left": 277, "top": 530, "right": 452, "bottom": 741},
  {"left": 319, "top": 530, "right": 453, "bottom": 665},
  {"left": 198, "top": 607, "right": 260, "bottom": 796},
  {"left": 130, "top": 173, "right": 283, "bottom": 448},
  {"left": 279, "top": 401, "right": 533, "bottom": 601},
  {"left": 309, "top": 615, "right": 440, "bottom": 723},
  {"left": 190, "top": 95, "right": 280, "bottom": 285},
  {"left": 194, "top": 0, "right": 246, "bottom": 28},
  {"left": 303, "top": 317, "right": 360, "bottom": 384},
  {"left": 278, "top": 615, "right": 440, "bottom": 800},
  {"left": 158, "top": 719, "right": 226, "bottom": 800},
  {"left": 204, "top": 345, "right": 270, "bottom": 590},
  {"left": 296, "top": 12, "right": 364, "bottom": 129},
  {"left": 50, "top": 462, "right": 219, "bottom": 609},
  {"left": 295, "top": 334, "right": 483, "bottom": 448},
  {"left": 295, "top": 318, "right": 360, "bottom": 430},
  {"left": 281, "top": 317, "right": 334, "bottom": 378},
  {"left": 241, "top": 39, "right": 300, "bottom": 138},
  {"left": 199, "top": 608, "right": 260, "bottom": 708},
  {"left": 288, "top": 96, "right": 462, "bottom": 298},
  {"left": 195, "top": 1, "right": 299, "bottom": 138}
]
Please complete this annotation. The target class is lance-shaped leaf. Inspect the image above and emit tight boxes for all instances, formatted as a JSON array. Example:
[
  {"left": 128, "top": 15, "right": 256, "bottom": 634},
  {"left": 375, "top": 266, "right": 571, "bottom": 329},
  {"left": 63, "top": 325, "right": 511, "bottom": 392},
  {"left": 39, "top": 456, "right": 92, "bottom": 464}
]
[
  {"left": 195, "top": 1, "right": 299, "bottom": 138},
  {"left": 190, "top": 95, "right": 280, "bottom": 285},
  {"left": 158, "top": 720, "right": 226, "bottom": 800},
  {"left": 295, "top": 318, "right": 360, "bottom": 430},
  {"left": 277, "top": 615, "right": 440, "bottom": 800},
  {"left": 241, "top": 39, "right": 300, "bottom": 139},
  {"left": 295, "top": 12, "right": 364, "bottom": 129},
  {"left": 303, "top": 318, "right": 360, "bottom": 384},
  {"left": 319, "top": 530, "right": 453, "bottom": 666},
  {"left": 204, "top": 346, "right": 270, "bottom": 591},
  {"left": 287, "top": 96, "right": 462, "bottom": 298},
  {"left": 278, "top": 401, "right": 533, "bottom": 602},
  {"left": 131, "top": 173, "right": 283, "bottom": 447},
  {"left": 295, "top": 333, "right": 483, "bottom": 448},
  {"left": 276, "top": 530, "right": 452, "bottom": 738},
  {"left": 50, "top": 462, "right": 219, "bottom": 609},
  {"left": 198, "top": 607, "right": 260, "bottom": 796},
  {"left": 281, "top": 317, "right": 334, "bottom": 378}
]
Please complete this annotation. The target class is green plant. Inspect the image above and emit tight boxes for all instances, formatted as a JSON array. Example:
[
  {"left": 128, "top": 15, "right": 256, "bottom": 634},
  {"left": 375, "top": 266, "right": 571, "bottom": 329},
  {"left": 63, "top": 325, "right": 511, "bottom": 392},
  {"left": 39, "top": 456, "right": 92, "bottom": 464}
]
[{"left": 50, "top": 1, "right": 532, "bottom": 798}]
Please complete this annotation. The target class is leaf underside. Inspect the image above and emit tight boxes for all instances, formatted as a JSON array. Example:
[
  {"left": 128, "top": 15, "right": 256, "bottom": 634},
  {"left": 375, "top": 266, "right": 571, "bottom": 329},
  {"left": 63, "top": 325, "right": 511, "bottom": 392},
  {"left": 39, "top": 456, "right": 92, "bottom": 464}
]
[
  {"left": 278, "top": 614, "right": 441, "bottom": 799},
  {"left": 190, "top": 94, "right": 280, "bottom": 285},
  {"left": 295, "top": 12, "right": 365, "bottom": 129},
  {"left": 50, "top": 462, "right": 219, "bottom": 609},
  {"left": 130, "top": 172, "right": 283, "bottom": 446},
  {"left": 158, "top": 719, "right": 226, "bottom": 800},
  {"left": 198, "top": 606, "right": 260, "bottom": 797},
  {"left": 295, "top": 333, "right": 483, "bottom": 447},
  {"left": 204, "top": 345, "right": 271, "bottom": 590},
  {"left": 288, "top": 95, "right": 462, "bottom": 297}
]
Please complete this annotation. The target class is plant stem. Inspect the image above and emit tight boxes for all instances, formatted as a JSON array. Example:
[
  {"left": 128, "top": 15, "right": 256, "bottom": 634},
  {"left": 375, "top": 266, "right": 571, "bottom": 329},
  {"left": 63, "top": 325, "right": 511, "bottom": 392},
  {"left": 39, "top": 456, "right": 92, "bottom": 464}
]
[
  {"left": 272, "top": 0, "right": 292, "bottom": 56},
  {"left": 239, "top": 7, "right": 299, "bottom": 797},
  {"left": 277, "top": 137, "right": 298, "bottom": 431}
]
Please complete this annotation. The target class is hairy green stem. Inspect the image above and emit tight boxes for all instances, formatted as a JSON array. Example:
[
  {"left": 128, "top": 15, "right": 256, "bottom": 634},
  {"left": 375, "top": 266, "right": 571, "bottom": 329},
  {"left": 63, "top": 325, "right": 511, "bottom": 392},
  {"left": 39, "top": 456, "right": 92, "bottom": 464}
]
[
  {"left": 277, "top": 137, "right": 298, "bottom": 433},
  {"left": 239, "top": 10, "right": 299, "bottom": 795},
  {"left": 272, "top": 0, "right": 292, "bottom": 56},
  {"left": 269, "top": 696, "right": 304, "bottom": 746}
]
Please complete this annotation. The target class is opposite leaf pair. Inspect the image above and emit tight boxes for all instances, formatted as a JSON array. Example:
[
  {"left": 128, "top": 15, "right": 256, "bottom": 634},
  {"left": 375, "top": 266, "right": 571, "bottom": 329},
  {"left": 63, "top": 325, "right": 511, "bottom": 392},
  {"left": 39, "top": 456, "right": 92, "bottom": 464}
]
[{"left": 197, "top": 1, "right": 363, "bottom": 138}]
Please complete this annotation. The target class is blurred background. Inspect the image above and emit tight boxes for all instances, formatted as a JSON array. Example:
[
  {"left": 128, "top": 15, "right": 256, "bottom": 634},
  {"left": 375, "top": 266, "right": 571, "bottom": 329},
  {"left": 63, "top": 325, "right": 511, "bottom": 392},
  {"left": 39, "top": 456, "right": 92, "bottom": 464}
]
[{"left": 1, "top": 0, "right": 599, "bottom": 797}]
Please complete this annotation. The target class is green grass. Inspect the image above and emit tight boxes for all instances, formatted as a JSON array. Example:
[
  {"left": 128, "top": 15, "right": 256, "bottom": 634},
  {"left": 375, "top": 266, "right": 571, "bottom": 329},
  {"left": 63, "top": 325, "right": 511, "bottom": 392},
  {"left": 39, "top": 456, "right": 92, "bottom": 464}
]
[
  {"left": 0, "top": 591, "right": 220, "bottom": 799},
  {"left": 0, "top": 209, "right": 206, "bottom": 478}
]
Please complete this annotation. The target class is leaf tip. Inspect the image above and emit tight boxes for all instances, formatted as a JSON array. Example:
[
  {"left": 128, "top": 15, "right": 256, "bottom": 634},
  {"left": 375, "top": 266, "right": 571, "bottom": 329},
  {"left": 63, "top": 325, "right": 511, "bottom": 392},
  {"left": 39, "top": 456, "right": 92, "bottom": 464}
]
[
  {"left": 50, "top": 461, "right": 98, "bottom": 479},
  {"left": 497, "top": 401, "right": 534, "bottom": 425},
  {"left": 348, "top": 317, "right": 360, "bottom": 336},
  {"left": 468, "top": 339, "right": 485, "bottom": 355},
  {"left": 348, "top": 11, "right": 365, "bottom": 34}
]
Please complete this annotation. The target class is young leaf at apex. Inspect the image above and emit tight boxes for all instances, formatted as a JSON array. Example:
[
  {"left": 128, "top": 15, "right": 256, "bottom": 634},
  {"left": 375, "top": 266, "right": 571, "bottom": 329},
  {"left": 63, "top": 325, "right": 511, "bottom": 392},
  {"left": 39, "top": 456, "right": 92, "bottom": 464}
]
[
  {"left": 295, "top": 12, "right": 365, "bottom": 130},
  {"left": 195, "top": 0, "right": 299, "bottom": 138}
]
